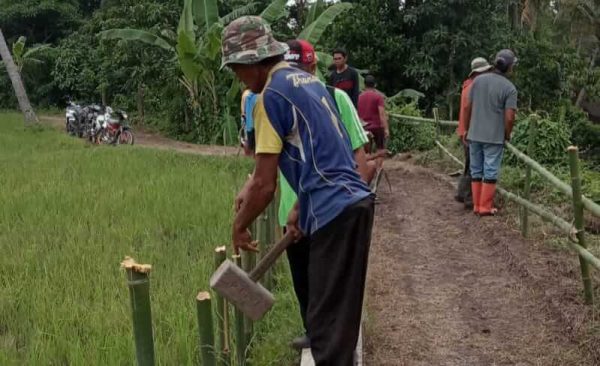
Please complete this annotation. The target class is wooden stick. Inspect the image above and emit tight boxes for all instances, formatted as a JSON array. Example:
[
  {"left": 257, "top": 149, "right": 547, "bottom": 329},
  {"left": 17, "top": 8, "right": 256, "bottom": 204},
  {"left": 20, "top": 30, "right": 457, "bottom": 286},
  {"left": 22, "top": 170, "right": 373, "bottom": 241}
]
[
  {"left": 232, "top": 255, "right": 247, "bottom": 366},
  {"left": 433, "top": 108, "right": 442, "bottom": 159},
  {"left": 241, "top": 251, "right": 255, "bottom": 348},
  {"left": 196, "top": 292, "right": 216, "bottom": 366},
  {"left": 214, "top": 247, "right": 230, "bottom": 366},
  {"left": 568, "top": 146, "right": 594, "bottom": 305},
  {"left": 121, "top": 257, "right": 155, "bottom": 366}
]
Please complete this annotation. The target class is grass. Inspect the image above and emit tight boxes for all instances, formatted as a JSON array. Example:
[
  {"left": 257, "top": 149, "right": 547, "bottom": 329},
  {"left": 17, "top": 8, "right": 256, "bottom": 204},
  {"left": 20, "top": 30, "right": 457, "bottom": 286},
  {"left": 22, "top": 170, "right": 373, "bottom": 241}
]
[{"left": 0, "top": 113, "right": 301, "bottom": 365}]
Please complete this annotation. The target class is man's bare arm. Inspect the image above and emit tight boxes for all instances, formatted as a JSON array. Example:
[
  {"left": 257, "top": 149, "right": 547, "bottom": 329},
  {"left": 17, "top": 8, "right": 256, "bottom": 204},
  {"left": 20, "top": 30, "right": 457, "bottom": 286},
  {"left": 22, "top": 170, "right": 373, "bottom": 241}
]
[{"left": 504, "top": 109, "right": 516, "bottom": 141}]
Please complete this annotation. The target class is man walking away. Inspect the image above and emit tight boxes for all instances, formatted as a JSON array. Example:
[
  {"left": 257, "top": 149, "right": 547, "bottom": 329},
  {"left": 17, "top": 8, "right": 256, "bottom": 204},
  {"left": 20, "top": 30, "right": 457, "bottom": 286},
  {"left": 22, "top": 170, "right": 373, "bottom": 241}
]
[
  {"left": 455, "top": 57, "right": 492, "bottom": 209},
  {"left": 358, "top": 75, "right": 388, "bottom": 169},
  {"left": 328, "top": 47, "right": 360, "bottom": 107},
  {"left": 222, "top": 16, "right": 374, "bottom": 365},
  {"left": 464, "top": 49, "right": 518, "bottom": 216},
  {"left": 280, "top": 39, "right": 372, "bottom": 351}
]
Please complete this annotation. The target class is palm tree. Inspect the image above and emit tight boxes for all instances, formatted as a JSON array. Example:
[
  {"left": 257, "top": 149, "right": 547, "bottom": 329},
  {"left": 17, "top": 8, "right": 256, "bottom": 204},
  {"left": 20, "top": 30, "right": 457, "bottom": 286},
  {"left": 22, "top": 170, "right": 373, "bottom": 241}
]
[{"left": 0, "top": 29, "right": 38, "bottom": 125}]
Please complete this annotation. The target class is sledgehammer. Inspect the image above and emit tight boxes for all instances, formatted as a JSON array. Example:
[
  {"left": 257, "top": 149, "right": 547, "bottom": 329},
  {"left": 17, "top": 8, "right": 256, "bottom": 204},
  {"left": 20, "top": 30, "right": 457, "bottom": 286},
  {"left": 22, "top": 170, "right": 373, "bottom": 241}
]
[{"left": 210, "top": 233, "right": 294, "bottom": 321}]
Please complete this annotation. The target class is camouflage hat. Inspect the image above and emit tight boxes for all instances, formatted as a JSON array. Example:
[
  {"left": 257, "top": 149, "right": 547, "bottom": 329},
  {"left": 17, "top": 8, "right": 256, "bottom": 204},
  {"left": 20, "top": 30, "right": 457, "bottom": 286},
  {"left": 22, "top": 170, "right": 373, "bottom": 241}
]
[{"left": 221, "top": 16, "right": 289, "bottom": 69}]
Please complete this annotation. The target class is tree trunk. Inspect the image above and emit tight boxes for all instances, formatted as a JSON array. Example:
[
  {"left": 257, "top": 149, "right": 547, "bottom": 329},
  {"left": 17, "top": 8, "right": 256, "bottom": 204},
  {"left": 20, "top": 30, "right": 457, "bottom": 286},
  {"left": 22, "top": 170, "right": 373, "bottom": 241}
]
[
  {"left": 137, "top": 84, "right": 145, "bottom": 125},
  {"left": 0, "top": 28, "right": 38, "bottom": 125}
]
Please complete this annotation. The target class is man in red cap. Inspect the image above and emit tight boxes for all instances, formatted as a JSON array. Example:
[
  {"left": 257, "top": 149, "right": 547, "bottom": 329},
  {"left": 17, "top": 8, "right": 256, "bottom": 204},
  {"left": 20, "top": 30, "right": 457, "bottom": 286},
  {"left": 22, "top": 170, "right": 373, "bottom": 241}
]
[{"left": 281, "top": 39, "right": 373, "bottom": 351}]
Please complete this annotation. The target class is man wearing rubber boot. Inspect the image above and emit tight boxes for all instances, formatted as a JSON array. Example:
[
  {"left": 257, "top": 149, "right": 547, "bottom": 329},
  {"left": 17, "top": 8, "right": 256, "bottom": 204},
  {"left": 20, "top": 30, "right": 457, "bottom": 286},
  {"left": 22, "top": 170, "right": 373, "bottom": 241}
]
[
  {"left": 222, "top": 17, "right": 375, "bottom": 365},
  {"left": 455, "top": 57, "right": 492, "bottom": 209},
  {"left": 464, "top": 49, "right": 518, "bottom": 216}
]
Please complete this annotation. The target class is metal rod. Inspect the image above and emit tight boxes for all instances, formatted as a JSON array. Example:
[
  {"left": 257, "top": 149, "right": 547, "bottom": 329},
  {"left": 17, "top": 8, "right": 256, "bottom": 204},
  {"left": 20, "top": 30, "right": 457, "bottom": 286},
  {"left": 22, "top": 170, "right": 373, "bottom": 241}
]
[
  {"left": 121, "top": 257, "right": 155, "bottom": 366},
  {"left": 196, "top": 292, "right": 216, "bottom": 366},
  {"left": 568, "top": 146, "right": 594, "bottom": 305}
]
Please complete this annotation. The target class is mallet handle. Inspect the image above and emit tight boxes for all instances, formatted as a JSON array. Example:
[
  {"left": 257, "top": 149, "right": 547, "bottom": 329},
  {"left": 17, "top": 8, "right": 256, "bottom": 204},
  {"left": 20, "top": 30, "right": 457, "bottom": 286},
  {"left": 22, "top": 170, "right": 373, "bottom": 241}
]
[{"left": 248, "top": 233, "right": 295, "bottom": 282}]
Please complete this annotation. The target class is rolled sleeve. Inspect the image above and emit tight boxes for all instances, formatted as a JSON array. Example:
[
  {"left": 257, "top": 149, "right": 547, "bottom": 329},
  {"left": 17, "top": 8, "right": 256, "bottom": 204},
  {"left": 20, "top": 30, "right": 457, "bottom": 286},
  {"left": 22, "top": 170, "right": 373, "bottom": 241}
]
[{"left": 254, "top": 97, "right": 283, "bottom": 154}]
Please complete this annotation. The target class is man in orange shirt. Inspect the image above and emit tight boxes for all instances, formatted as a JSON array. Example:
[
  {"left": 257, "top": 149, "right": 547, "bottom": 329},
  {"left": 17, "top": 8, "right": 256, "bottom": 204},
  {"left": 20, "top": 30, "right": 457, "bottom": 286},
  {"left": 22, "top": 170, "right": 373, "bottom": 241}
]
[{"left": 455, "top": 57, "right": 492, "bottom": 209}]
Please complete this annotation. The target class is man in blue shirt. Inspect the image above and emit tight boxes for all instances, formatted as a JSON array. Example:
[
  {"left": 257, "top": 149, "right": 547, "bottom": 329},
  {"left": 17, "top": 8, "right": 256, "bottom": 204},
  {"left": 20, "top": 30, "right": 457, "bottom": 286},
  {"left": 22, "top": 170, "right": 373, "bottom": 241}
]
[{"left": 222, "top": 16, "right": 374, "bottom": 365}]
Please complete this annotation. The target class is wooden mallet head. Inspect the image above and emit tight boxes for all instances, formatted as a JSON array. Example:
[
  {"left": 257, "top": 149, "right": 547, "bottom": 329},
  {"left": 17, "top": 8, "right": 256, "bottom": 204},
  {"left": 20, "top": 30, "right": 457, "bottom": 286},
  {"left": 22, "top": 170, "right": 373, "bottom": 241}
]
[{"left": 209, "top": 233, "right": 294, "bottom": 321}]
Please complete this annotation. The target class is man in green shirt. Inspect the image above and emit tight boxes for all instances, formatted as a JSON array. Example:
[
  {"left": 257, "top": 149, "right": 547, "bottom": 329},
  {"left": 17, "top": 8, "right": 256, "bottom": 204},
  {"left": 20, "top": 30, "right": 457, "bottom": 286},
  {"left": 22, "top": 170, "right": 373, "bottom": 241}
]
[{"left": 280, "top": 39, "right": 371, "bottom": 350}]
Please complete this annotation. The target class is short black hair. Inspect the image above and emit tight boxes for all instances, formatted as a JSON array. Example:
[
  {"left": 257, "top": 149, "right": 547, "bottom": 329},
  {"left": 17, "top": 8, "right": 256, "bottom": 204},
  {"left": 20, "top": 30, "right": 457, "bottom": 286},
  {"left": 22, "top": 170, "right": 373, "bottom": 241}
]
[
  {"left": 365, "top": 75, "right": 376, "bottom": 87},
  {"left": 332, "top": 47, "right": 347, "bottom": 57}
]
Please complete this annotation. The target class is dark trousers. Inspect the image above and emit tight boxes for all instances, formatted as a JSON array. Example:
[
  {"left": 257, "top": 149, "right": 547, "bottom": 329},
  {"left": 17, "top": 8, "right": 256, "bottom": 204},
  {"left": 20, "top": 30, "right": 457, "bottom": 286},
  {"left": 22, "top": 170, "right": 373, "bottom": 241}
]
[
  {"left": 456, "top": 143, "right": 473, "bottom": 206},
  {"left": 285, "top": 235, "right": 310, "bottom": 332},
  {"left": 308, "top": 197, "right": 374, "bottom": 365}
]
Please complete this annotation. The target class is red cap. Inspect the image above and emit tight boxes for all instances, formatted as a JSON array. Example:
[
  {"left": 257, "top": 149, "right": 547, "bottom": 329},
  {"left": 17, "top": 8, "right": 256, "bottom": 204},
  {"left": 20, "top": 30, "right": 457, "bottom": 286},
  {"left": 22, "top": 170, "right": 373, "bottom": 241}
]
[{"left": 284, "top": 39, "right": 317, "bottom": 66}]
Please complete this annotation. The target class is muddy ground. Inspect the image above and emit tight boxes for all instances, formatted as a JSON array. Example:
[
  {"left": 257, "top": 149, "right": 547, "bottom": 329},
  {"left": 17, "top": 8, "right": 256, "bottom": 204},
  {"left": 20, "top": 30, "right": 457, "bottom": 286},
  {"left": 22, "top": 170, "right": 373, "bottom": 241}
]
[{"left": 364, "top": 160, "right": 598, "bottom": 366}]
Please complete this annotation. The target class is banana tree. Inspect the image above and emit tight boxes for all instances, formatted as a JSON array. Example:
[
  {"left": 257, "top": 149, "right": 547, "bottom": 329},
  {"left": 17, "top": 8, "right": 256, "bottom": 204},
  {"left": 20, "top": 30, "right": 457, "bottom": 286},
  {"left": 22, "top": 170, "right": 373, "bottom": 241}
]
[{"left": 11, "top": 36, "right": 51, "bottom": 73}]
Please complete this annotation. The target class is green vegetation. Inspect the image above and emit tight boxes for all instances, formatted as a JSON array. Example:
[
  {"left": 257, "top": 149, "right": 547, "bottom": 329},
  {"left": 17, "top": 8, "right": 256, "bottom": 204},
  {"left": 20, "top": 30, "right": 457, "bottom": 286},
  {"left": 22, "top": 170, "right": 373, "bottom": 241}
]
[{"left": 0, "top": 113, "right": 300, "bottom": 365}]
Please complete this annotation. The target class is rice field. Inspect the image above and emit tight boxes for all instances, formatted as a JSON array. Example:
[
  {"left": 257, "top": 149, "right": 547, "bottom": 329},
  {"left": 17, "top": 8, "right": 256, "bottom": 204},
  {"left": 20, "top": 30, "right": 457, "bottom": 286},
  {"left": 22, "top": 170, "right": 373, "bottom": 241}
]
[{"left": 0, "top": 113, "right": 301, "bottom": 365}]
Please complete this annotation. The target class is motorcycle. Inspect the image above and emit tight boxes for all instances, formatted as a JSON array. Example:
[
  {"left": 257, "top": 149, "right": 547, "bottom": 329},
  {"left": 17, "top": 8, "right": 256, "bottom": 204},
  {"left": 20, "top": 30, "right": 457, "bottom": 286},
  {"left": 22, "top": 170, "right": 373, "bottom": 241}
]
[
  {"left": 94, "top": 107, "right": 134, "bottom": 145},
  {"left": 65, "top": 101, "right": 83, "bottom": 137}
]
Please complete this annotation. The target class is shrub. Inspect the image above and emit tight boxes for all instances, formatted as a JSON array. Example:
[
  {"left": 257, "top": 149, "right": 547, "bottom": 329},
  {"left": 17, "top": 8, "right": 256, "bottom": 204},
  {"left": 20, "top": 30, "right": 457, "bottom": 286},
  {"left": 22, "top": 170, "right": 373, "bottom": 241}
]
[
  {"left": 387, "top": 101, "right": 435, "bottom": 153},
  {"left": 508, "top": 114, "right": 571, "bottom": 166}
]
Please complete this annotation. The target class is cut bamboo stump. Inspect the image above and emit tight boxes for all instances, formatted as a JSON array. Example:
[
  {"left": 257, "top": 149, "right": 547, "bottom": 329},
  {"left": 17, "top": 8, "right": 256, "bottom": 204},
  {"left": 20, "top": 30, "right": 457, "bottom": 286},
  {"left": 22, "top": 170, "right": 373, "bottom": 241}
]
[
  {"left": 196, "top": 291, "right": 216, "bottom": 366},
  {"left": 121, "top": 257, "right": 155, "bottom": 366},
  {"left": 214, "top": 247, "right": 231, "bottom": 366},
  {"left": 568, "top": 146, "right": 594, "bottom": 305}
]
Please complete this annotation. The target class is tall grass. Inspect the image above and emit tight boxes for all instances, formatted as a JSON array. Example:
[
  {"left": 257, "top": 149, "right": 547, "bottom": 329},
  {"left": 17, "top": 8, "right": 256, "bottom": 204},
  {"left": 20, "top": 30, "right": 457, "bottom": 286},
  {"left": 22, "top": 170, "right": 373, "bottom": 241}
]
[{"left": 0, "top": 113, "right": 300, "bottom": 365}]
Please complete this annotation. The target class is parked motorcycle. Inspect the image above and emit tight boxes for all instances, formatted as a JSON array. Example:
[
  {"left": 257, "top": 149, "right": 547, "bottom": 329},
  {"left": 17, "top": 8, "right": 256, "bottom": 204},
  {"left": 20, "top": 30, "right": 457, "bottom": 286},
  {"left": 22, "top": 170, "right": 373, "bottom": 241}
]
[
  {"left": 65, "top": 101, "right": 83, "bottom": 137},
  {"left": 94, "top": 107, "right": 134, "bottom": 145}
]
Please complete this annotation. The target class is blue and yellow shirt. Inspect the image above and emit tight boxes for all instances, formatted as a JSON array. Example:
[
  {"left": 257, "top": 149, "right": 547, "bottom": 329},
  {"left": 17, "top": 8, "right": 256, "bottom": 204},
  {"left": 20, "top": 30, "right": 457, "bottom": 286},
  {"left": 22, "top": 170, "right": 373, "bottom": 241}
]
[{"left": 254, "top": 62, "right": 371, "bottom": 235}]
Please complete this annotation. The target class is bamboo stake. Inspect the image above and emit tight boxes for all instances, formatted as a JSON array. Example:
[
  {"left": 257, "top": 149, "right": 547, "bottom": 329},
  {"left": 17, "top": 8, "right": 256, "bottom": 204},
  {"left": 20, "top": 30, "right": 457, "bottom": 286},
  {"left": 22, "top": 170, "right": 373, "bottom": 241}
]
[
  {"left": 433, "top": 108, "right": 442, "bottom": 158},
  {"left": 232, "top": 255, "right": 247, "bottom": 366},
  {"left": 521, "top": 116, "right": 538, "bottom": 237},
  {"left": 214, "top": 247, "right": 230, "bottom": 366},
  {"left": 568, "top": 146, "right": 594, "bottom": 305},
  {"left": 121, "top": 257, "right": 155, "bottom": 366},
  {"left": 196, "top": 292, "right": 216, "bottom": 366}
]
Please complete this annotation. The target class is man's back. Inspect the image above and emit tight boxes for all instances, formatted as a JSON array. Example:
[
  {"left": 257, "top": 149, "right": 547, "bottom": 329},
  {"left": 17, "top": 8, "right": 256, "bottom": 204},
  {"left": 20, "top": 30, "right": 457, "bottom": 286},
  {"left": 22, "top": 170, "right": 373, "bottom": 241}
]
[
  {"left": 255, "top": 62, "right": 371, "bottom": 234},
  {"left": 468, "top": 72, "right": 517, "bottom": 144},
  {"left": 358, "top": 89, "right": 384, "bottom": 129}
]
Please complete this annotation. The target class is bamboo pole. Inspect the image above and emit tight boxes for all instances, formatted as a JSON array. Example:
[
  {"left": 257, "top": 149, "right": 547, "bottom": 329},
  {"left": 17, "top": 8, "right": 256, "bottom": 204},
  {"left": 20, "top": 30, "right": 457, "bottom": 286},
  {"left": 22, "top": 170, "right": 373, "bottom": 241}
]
[
  {"left": 232, "top": 255, "right": 247, "bottom": 366},
  {"left": 256, "top": 209, "right": 271, "bottom": 290},
  {"left": 496, "top": 187, "right": 574, "bottom": 236},
  {"left": 196, "top": 292, "right": 216, "bottom": 366},
  {"left": 521, "top": 116, "right": 538, "bottom": 237},
  {"left": 568, "top": 146, "right": 594, "bottom": 305},
  {"left": 214, "top": 247, "right": 230, "bottom": 366},
  {"left": 433, "top": 108, "right": 442, "bottom": 158},
  {"left": 121, "top": 257, "right": 155, "bottom": 366},
  {"left": 434, "top": 141, "right": 464, "bottom": 167},
  {"left": 388, "top": 113, "right": 459, "bottom": 127},
  {"left": 506, "top": 142, "right": 600, "bottom": 217}
]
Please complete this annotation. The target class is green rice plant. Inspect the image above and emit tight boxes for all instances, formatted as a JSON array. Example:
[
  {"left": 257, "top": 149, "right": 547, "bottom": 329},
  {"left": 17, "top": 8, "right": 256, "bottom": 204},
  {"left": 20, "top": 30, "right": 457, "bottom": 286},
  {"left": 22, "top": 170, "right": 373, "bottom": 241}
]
[{"left": 0, "top": 113, "right": 300, "bottom": 365}]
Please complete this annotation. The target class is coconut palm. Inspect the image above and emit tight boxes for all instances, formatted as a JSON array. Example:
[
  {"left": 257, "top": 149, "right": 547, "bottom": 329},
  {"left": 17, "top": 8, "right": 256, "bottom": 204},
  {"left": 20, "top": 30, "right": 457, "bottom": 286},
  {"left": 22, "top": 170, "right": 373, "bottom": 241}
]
[{"left": 0, "top": 29, "right": 38, "bottom": 125}]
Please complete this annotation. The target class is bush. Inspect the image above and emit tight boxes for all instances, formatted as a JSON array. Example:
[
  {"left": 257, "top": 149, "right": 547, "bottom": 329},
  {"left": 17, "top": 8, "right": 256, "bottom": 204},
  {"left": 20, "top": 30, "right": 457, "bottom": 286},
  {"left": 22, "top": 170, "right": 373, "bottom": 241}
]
[
  {"left": 387, "top": 101, "right": 435, "bottom": 153},
  {"left": 508, "top": 114, "right": 571, "bottom": 166}
]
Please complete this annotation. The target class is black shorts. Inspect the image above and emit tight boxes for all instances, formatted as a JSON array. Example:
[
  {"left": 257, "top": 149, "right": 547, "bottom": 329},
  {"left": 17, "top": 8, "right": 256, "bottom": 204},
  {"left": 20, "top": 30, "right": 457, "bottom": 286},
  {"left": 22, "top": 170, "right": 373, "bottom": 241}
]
[{"left": 367, "top": 127, "right": 385, "bottom": 150}]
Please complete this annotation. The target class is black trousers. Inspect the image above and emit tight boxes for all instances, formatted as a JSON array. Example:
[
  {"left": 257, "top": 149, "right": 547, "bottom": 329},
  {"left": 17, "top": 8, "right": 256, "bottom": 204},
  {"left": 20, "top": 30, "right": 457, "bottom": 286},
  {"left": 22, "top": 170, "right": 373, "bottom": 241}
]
[
  {"left": 456, "top": 143, "right": 473, "bottom": 206},
  {"left": 285, "top": 235, "right": 310, "bottom": 332},
  {"left": 285, "top": 197, "right": 373, "bottom": 365}
]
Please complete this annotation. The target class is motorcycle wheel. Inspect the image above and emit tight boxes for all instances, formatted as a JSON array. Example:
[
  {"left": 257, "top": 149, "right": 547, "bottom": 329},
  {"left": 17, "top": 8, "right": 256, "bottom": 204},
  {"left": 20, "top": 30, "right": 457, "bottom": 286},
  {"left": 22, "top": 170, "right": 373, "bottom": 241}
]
[{"left": 119, "top": 130, "right": 134, "bottom": 145}]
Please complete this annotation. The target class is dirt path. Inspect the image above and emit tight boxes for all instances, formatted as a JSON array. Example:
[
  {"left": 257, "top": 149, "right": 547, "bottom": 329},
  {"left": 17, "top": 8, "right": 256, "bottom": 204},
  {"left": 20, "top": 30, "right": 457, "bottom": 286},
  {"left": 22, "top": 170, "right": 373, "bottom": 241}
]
[
  {"left": 365, "top": 160, "right": 597, "bottom": 366},
  {"left": 40, "top": 115, "right": 239, "bottom": 156}
]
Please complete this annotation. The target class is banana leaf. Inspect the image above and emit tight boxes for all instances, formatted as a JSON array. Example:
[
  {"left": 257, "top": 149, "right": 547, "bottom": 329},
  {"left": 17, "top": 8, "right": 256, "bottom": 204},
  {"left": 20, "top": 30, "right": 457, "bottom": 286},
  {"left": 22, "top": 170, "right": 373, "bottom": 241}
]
[
  {"left": 299, "top": 3, "right": 353, "bottom": 45},
  {"left": 260, "top": 0, "right": 288, "bottom": 23},
  {"left": 98, "top": 29, "right": 173, "bottom": 51}
]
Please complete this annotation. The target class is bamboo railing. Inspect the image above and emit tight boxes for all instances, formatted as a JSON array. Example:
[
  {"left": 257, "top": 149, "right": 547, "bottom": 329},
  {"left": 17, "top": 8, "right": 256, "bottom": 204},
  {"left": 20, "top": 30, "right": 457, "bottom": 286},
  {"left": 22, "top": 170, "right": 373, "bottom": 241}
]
[{"left": 390, "top": 110, "right": 600, "bottom": 304}]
